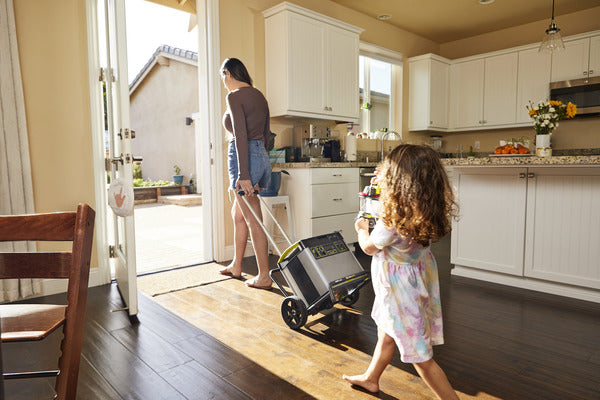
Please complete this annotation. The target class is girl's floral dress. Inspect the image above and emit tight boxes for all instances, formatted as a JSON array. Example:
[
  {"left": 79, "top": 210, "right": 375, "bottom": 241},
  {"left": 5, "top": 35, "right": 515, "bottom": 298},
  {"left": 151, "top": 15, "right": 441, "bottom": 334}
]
[{"left": 370, "top": 219, "right": 444, "bottom": 363}]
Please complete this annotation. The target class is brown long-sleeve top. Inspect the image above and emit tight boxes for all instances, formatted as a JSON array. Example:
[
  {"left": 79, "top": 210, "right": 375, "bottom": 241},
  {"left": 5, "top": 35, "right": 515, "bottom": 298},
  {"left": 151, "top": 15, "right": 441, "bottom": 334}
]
[{"left": 222, "top": 86, "right": 270, "bottom": 181}]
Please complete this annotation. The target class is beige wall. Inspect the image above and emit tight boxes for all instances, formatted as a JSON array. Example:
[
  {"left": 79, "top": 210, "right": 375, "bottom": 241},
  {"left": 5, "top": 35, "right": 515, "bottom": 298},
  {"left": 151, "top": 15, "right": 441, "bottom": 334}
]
[
  {"left": 14, "top": 0, "right": 98, "bottom": 263},
  {"left": 130, "top": 59, "right": 199, "bottom": 184}
]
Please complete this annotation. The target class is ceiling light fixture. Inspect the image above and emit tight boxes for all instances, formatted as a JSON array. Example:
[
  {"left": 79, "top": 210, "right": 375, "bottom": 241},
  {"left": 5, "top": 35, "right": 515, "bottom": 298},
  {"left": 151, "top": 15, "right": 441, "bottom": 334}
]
[
  {"left": 376, "top": 14, "right": 392, "bottom": 21},
  {"left": 478, "top": 0, "right": 495, "bottom": 5},
  {"left": 539, "top": 0, "right": 565, "bottom": 52}
]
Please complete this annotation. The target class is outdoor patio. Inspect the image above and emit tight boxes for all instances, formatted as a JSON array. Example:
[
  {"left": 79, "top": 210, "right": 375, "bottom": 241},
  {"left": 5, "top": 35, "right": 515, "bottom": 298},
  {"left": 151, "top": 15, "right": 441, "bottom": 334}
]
[{"left": 134, "top": 202, "right": 205, "bottom": 274}]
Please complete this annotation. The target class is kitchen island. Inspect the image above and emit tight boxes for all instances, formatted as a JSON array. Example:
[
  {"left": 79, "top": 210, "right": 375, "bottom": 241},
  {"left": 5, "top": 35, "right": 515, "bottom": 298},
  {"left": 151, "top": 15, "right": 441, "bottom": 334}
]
[{"left": 275, "top": 155, "right": 600, "bottom": 302}]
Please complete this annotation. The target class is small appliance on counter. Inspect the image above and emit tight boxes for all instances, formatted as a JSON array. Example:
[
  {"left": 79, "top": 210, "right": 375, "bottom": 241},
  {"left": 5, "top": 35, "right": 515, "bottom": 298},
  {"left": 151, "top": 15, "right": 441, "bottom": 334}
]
[
  {"left": 293, "top": 124, "right": 336, "bottom": 162},
  {"left": 323, "top": 140, "right": 341, "bottom": 162}
]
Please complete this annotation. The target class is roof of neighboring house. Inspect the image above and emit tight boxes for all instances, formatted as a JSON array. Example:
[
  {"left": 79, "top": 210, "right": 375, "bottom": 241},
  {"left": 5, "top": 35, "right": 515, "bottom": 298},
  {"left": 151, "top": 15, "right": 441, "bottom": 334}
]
[{"left": 129, "top": 45, "right": 198, "bottom": 95}]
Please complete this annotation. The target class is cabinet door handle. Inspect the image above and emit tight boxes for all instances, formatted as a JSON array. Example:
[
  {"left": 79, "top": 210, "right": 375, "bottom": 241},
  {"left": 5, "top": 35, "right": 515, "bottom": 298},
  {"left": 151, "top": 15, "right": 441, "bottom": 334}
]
[
  {"left": 519, "top": 173, "right": 526, "bottom": 179},
  {"left": 332, "top": 198, "right": 343, "bottom": 201},
  {"left": 584, "top": 71, "right": 589, "bottom": 76},
  {"left": 332, "top": 174, "right": 342, "bottom": 177},
  {"left": 590, "top": 70, "right": 594, "bottom": 75},
  {"left": 527, "top": 172, "right": 535, "bottom": 178}
]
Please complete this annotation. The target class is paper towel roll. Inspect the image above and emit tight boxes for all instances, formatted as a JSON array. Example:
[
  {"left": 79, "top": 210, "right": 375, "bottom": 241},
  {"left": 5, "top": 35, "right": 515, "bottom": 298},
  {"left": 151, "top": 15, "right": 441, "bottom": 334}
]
[{"left": 346, "top": 134, "right": 357, "bottom": 161}]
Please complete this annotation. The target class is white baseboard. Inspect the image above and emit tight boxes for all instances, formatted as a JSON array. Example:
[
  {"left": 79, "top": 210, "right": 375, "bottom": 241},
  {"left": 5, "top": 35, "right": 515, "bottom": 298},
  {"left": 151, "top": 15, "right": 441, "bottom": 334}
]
[
  {"left": 452, "top": 265, "right": 600, "bottom": 303},
  {"left": 219, "top": 244, "right": 255, "bottom": 263},
  {"left": 33, "top": 268, "right": 109, "bottom": 299}
]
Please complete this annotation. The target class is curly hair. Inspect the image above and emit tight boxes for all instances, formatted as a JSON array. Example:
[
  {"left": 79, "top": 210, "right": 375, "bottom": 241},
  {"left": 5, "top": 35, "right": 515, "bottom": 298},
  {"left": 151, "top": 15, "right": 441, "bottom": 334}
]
[{"left": 378, "top": 144, "right": 458, "bottom": 247}]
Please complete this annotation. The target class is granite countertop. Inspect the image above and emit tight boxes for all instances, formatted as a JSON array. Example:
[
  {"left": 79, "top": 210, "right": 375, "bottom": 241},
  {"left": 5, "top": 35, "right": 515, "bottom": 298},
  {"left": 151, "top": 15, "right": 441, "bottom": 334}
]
[{"left": 273, "top": 155, "right": 600, "bottom": 169}]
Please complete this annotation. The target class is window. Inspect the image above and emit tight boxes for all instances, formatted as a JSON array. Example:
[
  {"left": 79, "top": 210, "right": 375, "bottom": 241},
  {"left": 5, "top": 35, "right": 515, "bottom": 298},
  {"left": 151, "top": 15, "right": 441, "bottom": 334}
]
[{"left": 357, "top": 43, "right": 402, "bottom": 137}]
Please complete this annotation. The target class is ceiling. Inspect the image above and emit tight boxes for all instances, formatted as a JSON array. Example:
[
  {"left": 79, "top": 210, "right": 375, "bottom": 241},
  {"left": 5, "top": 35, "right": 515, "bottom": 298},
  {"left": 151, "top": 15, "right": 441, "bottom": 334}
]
[{"left": 329, "top": 0, "right": 600, "bottom": 43}]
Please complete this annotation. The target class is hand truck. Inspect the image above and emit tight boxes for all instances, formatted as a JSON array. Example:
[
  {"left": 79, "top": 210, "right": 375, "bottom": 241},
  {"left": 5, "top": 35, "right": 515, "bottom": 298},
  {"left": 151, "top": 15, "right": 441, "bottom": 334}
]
[{"left": 238, "top": 191, "right": 370, "bottom": 330}]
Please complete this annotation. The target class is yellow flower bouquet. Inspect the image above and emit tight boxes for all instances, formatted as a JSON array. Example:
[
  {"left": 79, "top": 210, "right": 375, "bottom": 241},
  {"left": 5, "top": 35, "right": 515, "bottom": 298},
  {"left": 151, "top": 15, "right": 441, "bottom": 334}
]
[{"left": 526, "top": 100, "right": 577, "bottom": 135}]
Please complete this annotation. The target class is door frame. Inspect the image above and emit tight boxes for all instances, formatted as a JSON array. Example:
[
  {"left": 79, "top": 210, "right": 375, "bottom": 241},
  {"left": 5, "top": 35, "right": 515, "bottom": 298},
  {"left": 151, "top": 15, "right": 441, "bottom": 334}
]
[{"left": 86, "top": 0, "right": 226, "bottom": 284}]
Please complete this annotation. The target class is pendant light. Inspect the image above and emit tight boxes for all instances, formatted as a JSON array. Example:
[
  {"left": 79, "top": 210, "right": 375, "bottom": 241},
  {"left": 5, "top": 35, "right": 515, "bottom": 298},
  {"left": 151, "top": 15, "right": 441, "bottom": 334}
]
[{"left": 539, "top": 0, "right": 565, "bottom": 52}]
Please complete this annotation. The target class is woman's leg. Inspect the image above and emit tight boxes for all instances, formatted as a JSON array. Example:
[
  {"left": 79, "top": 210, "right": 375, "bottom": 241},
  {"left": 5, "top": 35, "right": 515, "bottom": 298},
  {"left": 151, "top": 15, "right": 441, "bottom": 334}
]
[
  {"left": 342, "top": 328, "right": 395, "bottom": 393},
  {"left": 220, "top": 198, "right": 247, "bottom": 277},
  {"left": 237, "top": 192, "right": 271, "bottom": 287},
  {"left": 413, "top": 359, "right": 459, "bottom": 400}
]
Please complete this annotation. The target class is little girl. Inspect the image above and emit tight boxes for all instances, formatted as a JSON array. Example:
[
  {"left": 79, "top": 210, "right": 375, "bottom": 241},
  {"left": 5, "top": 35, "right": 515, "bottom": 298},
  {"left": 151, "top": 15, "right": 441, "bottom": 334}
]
[{"left": 343, "top": 144, "right": 459, "bottom": 400}]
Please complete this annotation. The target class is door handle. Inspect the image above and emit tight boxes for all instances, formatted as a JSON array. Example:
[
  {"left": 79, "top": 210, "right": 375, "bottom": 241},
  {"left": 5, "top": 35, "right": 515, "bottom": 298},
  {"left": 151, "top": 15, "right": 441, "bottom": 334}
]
[
  {"left": 519, "top": 173, "right": 526, "bottom": 179},
  {"left": 527, "top": 172, "right": 535, "bottom": 178}
]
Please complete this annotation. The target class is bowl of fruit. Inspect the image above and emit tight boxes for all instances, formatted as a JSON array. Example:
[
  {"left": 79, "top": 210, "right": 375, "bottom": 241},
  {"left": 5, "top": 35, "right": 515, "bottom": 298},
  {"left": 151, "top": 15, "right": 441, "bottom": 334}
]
[{"left": 492, "top": 137, "right": 531, "bottom": 156}]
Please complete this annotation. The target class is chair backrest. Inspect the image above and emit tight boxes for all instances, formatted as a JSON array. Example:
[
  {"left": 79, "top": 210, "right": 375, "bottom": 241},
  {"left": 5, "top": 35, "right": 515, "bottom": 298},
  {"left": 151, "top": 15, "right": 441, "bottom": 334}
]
[{"left": 0, "top": 203, "right": 95, "bottom": 400}]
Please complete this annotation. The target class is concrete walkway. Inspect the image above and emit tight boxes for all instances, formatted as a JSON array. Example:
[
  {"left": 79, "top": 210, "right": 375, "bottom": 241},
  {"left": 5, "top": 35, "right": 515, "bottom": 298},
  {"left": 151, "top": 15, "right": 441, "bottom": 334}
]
[{"left": 134, "top": 203, "right": 206, "bottom": 275}]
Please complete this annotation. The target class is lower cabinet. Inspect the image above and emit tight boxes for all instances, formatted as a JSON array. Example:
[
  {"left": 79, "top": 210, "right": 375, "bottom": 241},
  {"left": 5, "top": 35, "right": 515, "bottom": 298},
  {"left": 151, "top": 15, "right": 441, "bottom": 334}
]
[
  {"left": 451, "top": 167, "right": 600, "bottom": 294},
  {"left": 281, "top": 168, "right": 359, "bottom": 244}
]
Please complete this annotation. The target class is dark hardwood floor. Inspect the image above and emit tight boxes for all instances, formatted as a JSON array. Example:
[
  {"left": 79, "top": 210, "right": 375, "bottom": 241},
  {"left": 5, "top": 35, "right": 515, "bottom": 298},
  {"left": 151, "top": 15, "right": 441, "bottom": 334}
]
[{"left": 3, "top": 237, "right": 600, "bottom": 399}]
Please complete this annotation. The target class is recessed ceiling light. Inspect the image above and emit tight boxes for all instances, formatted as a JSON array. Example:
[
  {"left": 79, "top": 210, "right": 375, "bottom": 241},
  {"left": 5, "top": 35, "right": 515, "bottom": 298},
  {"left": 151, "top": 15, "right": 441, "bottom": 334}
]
[
  {"left": 478, "top": 0, "right": 495, "bottom": 4},
  {"left": 377, "top": 14, "right": 392, "bottom": 21}
]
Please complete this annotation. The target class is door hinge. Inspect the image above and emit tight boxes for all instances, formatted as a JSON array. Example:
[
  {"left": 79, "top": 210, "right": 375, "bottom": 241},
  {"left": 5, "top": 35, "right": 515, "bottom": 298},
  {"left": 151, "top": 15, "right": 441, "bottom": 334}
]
[
  {"left": 109, "top": 245, "right": 116, "bottom": 258},
  {"left": 119, "top": 128, "right": 134, "bottom": 139}
]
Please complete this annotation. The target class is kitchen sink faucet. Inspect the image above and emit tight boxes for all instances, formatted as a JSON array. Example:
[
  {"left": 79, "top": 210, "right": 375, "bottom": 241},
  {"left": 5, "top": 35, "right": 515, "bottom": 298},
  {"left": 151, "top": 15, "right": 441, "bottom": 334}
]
[{"left": 380, "top": 131, "right": 401, "bottom": 161}]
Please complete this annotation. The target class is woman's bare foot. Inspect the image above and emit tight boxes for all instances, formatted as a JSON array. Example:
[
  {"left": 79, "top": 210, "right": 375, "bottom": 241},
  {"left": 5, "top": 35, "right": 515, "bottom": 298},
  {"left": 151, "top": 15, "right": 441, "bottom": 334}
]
[
  {"left": 245, "top": 276, "right": 272, "bottom": 290},
  {"left": 342, "top": 374, "right": 379, "bottom": 393},
  {"left": 219, "top": 263, "right": 242, "bottom": 278}
]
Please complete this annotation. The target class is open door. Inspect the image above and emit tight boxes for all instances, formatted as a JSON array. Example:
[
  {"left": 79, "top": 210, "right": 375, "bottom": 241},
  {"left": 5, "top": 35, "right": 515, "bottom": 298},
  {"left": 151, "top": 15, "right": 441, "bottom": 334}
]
[{"left": 99, "top": 0, "right": 138, "bottom": 317}]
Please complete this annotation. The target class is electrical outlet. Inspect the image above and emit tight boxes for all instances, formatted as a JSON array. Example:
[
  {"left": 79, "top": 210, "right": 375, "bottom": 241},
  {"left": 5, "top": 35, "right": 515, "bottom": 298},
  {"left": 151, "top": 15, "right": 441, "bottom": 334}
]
[{"left": 474, "top": 141, "right": 480, "bottom": 150}]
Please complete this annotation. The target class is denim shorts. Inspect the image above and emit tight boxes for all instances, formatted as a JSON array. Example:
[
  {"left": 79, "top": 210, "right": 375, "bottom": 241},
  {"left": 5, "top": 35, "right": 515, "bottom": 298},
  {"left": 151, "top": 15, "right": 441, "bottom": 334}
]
[{"left": 228, "top": 140, "right": 271, "bottom": 191}]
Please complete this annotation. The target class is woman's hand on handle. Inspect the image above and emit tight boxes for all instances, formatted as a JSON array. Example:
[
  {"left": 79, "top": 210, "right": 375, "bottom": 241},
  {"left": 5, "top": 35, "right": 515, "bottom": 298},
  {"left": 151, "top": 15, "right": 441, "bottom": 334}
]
[{"left": 236, "top": 179, "right": 255, "bottom": 197}]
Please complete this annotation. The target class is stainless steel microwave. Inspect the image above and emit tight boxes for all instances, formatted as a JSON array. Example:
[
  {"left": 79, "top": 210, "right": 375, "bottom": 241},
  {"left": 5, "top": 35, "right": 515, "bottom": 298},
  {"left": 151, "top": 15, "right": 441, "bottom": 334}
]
[{"left": 550, "top": 76, "right": 600, "bottom": 116}]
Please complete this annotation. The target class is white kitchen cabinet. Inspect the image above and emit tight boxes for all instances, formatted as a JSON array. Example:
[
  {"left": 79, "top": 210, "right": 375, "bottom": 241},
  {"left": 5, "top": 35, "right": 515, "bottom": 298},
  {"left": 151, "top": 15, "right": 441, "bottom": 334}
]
[
  {"left": 451, "top": 167, "right": 527, "bottom": 276},
  {"left": 449, "top": 59, "right": 484, "bottom": 129},
  {"left": 483, "top": 52, "right": 518, "bottom": 126},
  {"left": 516, "top": 48, "right": 552, "bottom": 123},
  {"left": 550, "top": 35, "right": 600, "bottom": 81},
  {"left": 451, "top": 167, "right": 600, "bottom": 294},
  {"left": 263, "top": 3, "right": 362, "bottom": 122},
  {"left": 408, "top": 54, "right": 450, "bottom": 131},
  {"left": 523, "top": 167, "right": 600, "bottom": 289},
  {"left": 449, "top": 53, "right": 518, "bottom": 130},
  {"left": 281, "top": 168, "right": 359, "bottom": 244}
]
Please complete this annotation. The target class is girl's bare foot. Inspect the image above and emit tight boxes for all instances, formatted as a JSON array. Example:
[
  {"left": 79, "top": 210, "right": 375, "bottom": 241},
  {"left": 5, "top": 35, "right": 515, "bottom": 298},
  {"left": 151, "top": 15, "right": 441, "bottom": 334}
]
[
  {"left": 219, "top": 263, "right": 242, "bottom": 278},
  {"left": 342, "top": 374, "right": 379, "bottom": 393}
]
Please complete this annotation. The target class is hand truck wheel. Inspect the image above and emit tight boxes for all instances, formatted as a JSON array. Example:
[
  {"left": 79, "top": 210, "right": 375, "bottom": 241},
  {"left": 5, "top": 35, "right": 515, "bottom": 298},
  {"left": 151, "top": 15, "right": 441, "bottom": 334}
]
[
  {"left": 281, "top": 296, "right": 308, "bottom": 330},
  {"left": 340, "top": 291, "right": 359, "bottom": 307}
]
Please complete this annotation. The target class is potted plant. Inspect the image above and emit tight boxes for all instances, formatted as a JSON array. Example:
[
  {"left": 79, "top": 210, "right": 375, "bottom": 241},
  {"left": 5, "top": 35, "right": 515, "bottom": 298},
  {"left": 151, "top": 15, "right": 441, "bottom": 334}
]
[{"left": 173, "top": 164, "right": 184, "bottom": 185}]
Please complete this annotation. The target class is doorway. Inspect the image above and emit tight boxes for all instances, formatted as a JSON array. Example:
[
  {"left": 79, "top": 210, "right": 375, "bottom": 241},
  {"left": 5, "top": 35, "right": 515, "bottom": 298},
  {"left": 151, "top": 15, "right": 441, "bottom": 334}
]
[
  {"left": 88, "top": 0, "right": 220, "bottom": 314},
  {"left": 125, "top": 0, "right": 208, "bottom": 275}
]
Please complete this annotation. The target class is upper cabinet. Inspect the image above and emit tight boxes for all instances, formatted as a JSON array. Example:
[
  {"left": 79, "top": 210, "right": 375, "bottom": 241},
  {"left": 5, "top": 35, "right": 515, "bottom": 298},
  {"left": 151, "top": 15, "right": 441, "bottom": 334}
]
[
  {"left": 551, "top": 35, "right": 600, "bottom": 82},
  {"left": 409, "top": 30, "right": 599, "bottom": 132},
  {"left": 408, "top": 54, "right": 450, "bottom": 131},
  {"left": 449, "top": 59, "right": 484, "bottom": 129},
  {"left": 263, "top": 2, "right": 363, "bottom": 122},
  {"left": 516, "top": 48, "right": 551, "bottom": 123},
  {"left": 449, "top": 53, "right": 517, "bottom": 130}
]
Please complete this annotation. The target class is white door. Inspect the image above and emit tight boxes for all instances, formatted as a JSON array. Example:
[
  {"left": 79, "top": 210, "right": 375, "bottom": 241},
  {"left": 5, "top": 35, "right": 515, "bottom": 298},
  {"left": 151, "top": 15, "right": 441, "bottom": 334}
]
[
  {"left": 483, "top": 52, "right": 518, "bottom": 126},
  {"left": 551, "top": 38, "right": 590, "bottom": 82},
  {"left": 516, "top": 48, "right": 551, "bottom": 124},
  {"left": 449, "top": 59, "right": 484, "bottom": 129},
  {"left": 100, "top": 0, "right": 138, "bottom": 316},
  {"left": 326, "top": 25, "right": 359, "bottom": 120}
]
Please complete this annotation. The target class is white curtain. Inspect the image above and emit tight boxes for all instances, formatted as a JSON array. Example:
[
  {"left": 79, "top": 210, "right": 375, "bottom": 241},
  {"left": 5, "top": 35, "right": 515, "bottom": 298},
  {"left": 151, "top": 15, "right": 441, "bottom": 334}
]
[{"left": 0, "top": 0, "right": 41, "bottom": 302}]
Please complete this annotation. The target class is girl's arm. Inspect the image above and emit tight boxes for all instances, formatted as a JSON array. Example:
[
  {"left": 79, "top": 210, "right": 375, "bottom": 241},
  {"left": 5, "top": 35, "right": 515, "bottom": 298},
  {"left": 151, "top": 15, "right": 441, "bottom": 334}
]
[{"left": 355, "top": 218, "right": 379, "bottom": 255}]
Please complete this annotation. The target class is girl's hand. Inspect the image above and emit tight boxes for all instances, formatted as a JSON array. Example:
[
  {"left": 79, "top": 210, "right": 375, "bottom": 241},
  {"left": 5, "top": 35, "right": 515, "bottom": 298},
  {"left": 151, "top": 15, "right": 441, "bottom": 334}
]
[
  {"left": 355, "top": 217, "right": 370, "bottom": 232},
  {"left": 236, "top": 179, "right": 255, "bottom": 197}
]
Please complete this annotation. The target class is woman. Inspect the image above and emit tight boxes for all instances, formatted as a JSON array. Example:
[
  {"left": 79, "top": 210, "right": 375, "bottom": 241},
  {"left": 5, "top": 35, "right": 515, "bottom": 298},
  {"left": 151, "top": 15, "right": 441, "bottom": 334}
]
[{"left": 218, "top": 58, "right": 272, "bottom": 290}]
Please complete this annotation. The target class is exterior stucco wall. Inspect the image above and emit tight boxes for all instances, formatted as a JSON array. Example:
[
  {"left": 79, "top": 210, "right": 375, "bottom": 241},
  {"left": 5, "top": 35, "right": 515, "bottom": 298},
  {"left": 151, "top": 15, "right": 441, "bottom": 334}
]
[{"left": 130, "top": 58, "right": 199, "bottom": 187}]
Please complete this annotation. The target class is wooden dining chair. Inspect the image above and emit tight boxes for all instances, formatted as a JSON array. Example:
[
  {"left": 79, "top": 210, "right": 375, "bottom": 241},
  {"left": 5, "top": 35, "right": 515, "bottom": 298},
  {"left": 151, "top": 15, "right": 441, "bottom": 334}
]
[{"left": 0, "top": 203, "right": 95, "bottom": 400}]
